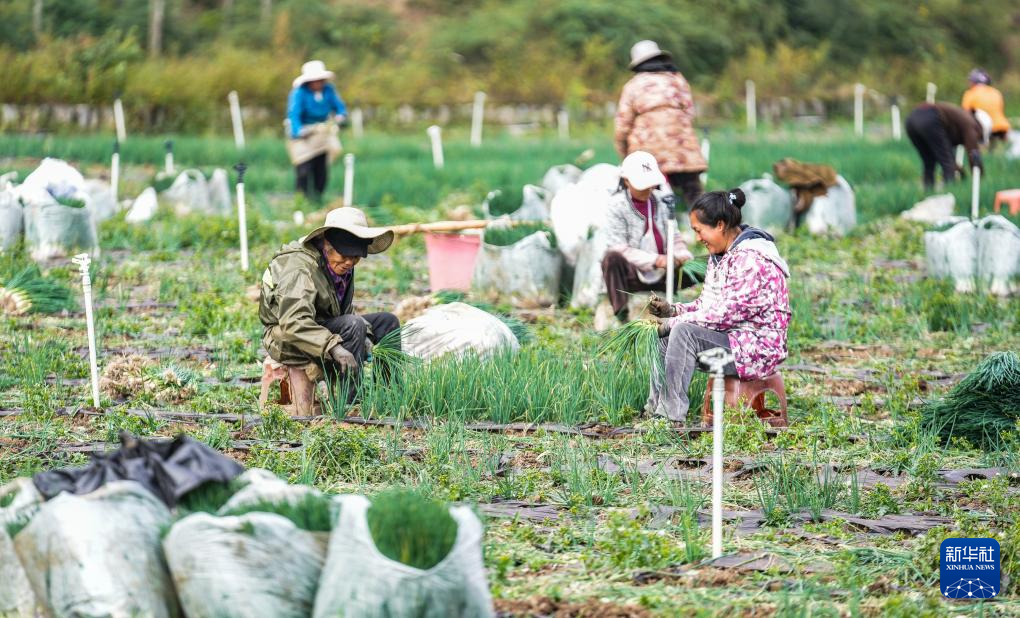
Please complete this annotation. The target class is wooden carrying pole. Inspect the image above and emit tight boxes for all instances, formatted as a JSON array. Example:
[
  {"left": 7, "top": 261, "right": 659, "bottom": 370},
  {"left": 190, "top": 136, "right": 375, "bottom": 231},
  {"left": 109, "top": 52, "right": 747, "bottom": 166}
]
[{"left": 385, "top": 219, "right": 534, "bottom": 237}]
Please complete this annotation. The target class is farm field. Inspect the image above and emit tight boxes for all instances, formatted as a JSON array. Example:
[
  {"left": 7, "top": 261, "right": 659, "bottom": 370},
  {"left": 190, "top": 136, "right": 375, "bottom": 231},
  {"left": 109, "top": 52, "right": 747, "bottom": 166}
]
[{"left": 2, "top": 129, "right": 1020, "bottom": 616}]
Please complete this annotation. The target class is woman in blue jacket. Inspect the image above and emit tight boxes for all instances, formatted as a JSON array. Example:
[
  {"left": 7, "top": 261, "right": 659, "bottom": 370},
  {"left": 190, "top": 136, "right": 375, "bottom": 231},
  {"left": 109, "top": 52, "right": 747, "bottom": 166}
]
[{"left": 287, "top": 61, "right": 347, "bottom": 201}]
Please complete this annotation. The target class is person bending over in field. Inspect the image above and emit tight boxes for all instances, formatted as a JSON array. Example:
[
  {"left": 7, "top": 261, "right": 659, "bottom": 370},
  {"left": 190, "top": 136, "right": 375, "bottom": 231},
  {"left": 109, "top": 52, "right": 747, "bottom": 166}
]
[
  {"left": 597, "top": 151, "right": 696, "bottom": 330},
  {"left": 646, "top": 189, "right": 790, "bottom": 423},
  {"left": 259, "top": 207, "right": 399, "bottom": 415},
  {"left": 905, "top": 101, "right": 989, "bottom": 191}
]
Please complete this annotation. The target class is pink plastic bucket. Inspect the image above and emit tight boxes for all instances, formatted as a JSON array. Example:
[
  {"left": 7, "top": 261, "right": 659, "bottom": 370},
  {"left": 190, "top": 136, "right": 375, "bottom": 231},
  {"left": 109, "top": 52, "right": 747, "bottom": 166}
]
[{"left": 424, "top": 232, "right": 481, "bottom": 291}]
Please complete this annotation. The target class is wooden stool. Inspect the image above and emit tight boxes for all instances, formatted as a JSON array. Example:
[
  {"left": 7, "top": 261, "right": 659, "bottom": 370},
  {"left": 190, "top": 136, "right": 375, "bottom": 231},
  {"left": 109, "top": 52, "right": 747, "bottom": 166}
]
[
  {"left": 701, "top": 372, "right": 788, "bottom": 428},
  {"left": 993, "top": 189, "right": 1020, "bottom": 216}
]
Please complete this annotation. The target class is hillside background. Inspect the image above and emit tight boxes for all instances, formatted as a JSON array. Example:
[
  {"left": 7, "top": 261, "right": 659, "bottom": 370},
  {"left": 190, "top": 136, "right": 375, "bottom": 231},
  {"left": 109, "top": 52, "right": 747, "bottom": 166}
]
[{"left": 1, "top": 0, "right": 1018, "bottom": 132}]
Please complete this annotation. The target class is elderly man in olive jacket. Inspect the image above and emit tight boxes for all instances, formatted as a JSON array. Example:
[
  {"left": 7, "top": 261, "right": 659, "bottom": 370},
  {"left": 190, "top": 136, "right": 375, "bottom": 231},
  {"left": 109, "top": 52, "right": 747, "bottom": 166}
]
[{"left": 259, "top": 207, "right": 398, "bottom": 413}]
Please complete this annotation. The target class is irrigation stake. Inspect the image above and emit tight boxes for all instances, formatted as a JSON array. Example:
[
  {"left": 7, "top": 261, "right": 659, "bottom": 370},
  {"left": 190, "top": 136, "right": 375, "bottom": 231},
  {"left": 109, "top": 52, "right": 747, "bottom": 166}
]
[
  {"left": 113, "top": 97, "right": 127, "bottom": 142},
  {"left": 971, "top": 166, "right": 981, "bottom": 221},
  {"left": 854, "top": 83, "right": 865, "bottom": 137},
  {"left": 665, "top": 194, "right": 677, "bottom": 304},
  {"left": 699, "top": 346, "right": 734, "bottom": 559},
  {"left": 343, "top": 153, "right": 355, "bottom": 207},
  {"left": 228, "top": 90, "right": 246, "bottom": 150},
  {"left": 470, "top": 91, "right": 486, "bottom": 147},
  {"left": 164, "top": 139, "right": 174, "bottom": 174},
  {"left": 427, "top": 125, "right": 444, "bottom": 169},
  {"left": 110, "top": 140, "right": 120, "bottom": 204},
  {"left": 926, "top": 82, "right": 937, "bottom": 104},
  {"left": 745, "top": 80, "right": 756, "bottom": 132},
  {"left": 72, "top": 253, "right": 101, "bottom": 409},
  {"left": 351, "top": 107, "right": 364, "bottom": 139},
  {"left": 956, "top": 145, "right": 965, "bottom": 168},
  {"left": 700, "top": 133, "right": 710, "bottom": 185},
  {"left": 890, "top": 104, "right": 901, "bottom": 141},
  {"left": 234, "top": 162, "right": 249, "bottom": 272},
  {"left": 557, "top": 109, "right": 569, "bottom": 140}
]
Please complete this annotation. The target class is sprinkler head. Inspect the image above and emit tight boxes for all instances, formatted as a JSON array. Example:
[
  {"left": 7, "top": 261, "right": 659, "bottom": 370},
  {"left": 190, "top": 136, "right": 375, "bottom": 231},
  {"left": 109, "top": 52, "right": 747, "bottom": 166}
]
[{"left": 233, "top": 162, "right": 248, "bottom": 182}]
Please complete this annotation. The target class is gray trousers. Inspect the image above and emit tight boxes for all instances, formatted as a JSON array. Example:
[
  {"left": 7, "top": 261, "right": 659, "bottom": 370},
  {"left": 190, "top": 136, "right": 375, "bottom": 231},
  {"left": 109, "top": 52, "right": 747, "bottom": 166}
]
[{"left": 649, "top": 322, "right": 737, "bottom": 422}]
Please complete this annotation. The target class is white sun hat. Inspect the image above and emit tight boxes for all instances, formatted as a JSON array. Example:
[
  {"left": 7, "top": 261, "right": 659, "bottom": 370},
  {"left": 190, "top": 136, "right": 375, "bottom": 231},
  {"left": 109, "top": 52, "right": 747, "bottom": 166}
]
[
  {"left": 620, "top": 151, "right": 667, "bottom": 191},
  {"left": 292, "top": 60, "right": 336, "bottom": 89},
  {"left": 303, "top": 207, "right": 394, "bottom": 254},
  {"left": 629, "top": 40, "right": 671, "bottom": 68}
]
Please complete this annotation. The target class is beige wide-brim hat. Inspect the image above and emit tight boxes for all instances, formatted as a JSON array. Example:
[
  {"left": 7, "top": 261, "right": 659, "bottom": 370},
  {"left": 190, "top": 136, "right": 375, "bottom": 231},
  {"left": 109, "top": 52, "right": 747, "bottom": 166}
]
[
  {"left": 293, "top": 60, "right": 336, "bottom": 89},
  {"left": 629, "top": 40, "right": 671, "bottom": 68},
  {"left": 304, "top": 207, "right": 394, "bottom": 254}
]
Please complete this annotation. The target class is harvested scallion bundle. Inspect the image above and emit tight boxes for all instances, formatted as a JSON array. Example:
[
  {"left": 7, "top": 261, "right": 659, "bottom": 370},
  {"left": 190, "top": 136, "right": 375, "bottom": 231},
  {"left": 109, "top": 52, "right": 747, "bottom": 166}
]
[
  {"left": 367, "top": 489, "right": 458, "bottom": 570},
  {"left": 598, "top": 319, "right": 663, "bottom": 374},
  {"left": 484, "top": 187, "right": 522, "bottom": 216},
  {"left": 0, "top": 265, "right": 77, "bottom": 315},
  {"left": 682, "top": 257, "right": 708, "bottom": 282},
  {"left": 483, "top": 222, "right": 557, "bottom": 248},
  {"left": 219, "top": 492, "right": 335, "bottom": 532},
  {"left": 54, "top": 196, "right": 86, "bottom": 209},
  {"left": 177, "top": 480, "right": 243, "bottom": 514},
  {"left": 920, "top": 351, "right": 1020, "bottom": 449}
]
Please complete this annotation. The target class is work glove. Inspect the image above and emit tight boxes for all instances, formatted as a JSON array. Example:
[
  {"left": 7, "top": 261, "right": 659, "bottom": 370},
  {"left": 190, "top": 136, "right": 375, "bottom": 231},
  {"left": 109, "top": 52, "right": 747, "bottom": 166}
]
[
  {"left": 655, "top": 317, "right": 672, "bottom": 338},
  {"left": 328, "top": 344, "right": 358, "bottom": 372},
  {"left": 648, "top": 294, "right": 675, "bottom": 318}
]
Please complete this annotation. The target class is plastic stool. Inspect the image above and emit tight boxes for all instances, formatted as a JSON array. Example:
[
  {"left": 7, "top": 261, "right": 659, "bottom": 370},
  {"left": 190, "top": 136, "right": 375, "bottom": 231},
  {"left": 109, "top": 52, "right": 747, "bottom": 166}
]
[
  {"left": 258, "top": 356, "right": 318, "bottom": 415},
  {"left": 701, "top": 372, "right": 788, "bottom": 428},
  {"left": 993, "top": 189, "right": 1020, "bottom": 216}
]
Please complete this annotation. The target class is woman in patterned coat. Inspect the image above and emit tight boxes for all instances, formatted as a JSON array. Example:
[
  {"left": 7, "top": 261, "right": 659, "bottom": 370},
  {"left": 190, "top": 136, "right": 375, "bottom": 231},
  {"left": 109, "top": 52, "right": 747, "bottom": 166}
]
[
  {"left": 645, "top": 188, "right": 791, "bottom": 423},
  {"left": 614, "top": 40, "right": 707, "bottom": 210}
]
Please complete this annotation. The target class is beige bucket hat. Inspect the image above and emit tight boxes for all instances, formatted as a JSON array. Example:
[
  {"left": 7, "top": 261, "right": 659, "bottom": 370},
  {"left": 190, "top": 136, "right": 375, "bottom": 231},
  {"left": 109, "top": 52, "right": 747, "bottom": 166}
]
[
  {"left": 303, "top": 207, "right": 394, "bottom": 254},
  {"left": 293, "top": 60, "right": 336, "bottom": 89},
  {"left": 629, "top": 40, "right": 671, "bottom": 68}
]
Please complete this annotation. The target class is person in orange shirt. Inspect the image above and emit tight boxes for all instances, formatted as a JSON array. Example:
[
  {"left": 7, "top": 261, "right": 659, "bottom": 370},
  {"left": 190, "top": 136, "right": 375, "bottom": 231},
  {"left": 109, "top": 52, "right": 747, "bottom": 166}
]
[{"left": 961, "top": 68, "right": 1011, "bottom": 146}]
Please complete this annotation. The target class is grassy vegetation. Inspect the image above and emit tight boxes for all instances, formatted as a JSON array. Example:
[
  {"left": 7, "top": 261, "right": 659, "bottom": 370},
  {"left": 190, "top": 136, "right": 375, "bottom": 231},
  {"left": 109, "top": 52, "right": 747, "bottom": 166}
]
[{"left": 2, "top": 131, "right": 1020, "bottom": 615}]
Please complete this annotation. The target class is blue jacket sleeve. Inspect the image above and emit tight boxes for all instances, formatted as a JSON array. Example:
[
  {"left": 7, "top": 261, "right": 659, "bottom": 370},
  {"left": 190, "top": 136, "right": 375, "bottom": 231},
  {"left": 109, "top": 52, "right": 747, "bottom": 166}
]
[
  {"left": 287, "top": 88, "right": 303, "bottom": 138},
  {"left": 326, "top": 84, "right": 347, "bottom": 118}
]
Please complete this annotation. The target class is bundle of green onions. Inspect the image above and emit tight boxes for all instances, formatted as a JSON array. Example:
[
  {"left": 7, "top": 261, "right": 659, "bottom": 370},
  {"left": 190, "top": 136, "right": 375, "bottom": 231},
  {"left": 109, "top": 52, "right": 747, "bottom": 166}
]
[
  {"left": 598, "top": 318, "right": 663, "bottom": 374},
  {"left": 219, "top": 492, "right": 335, "bottom": 533},
  {"left": 682, "top": 257, "right": 708, "bottom": 282},
  {"left": 0, "top": 264, "right": 77, "bottom": 316},
  {"left": 484, "top": 187, "right": 522, "bottom": 217},
  {"left": 483, "top": 222, "right": 557, "bottom": 248},
  {"left": 367, "top": 489, "right": 458, "bottom": 570},
  {"left": 920, "top": 351, "right": 1020, "bottom": 449}
]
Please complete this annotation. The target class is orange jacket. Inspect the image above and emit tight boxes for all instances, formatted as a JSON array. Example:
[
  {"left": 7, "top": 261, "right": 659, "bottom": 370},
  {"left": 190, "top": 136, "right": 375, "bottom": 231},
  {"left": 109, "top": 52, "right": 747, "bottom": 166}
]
[{"left": 961, "top": 84, "right": 1011, "bottom": 133}]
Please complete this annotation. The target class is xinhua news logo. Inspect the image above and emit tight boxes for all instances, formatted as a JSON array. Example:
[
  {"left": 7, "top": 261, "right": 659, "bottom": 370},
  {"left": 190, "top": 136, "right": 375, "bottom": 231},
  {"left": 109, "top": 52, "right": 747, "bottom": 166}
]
[{"left": 940, "top": 538, "right": 1000, "bottom": 599}]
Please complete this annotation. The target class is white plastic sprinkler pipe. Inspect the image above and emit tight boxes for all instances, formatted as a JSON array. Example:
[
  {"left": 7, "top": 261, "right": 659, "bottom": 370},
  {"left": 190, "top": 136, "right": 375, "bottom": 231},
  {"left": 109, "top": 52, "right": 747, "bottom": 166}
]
[
  {"left": 113, "top": 98, "right": 127, "bottom": 143},
  {"left": 665, "top": 195, "right": 677, "bottom": 304},
  {"left": 558, "top": 109, "right": 569, "bottom": 140},
  {"left": 700, "top": 137, "right": 710, "bottom": 185},
  {"left": 164, "top": 139, "right": 174, "bottom": 175},
  {"left": 926, "top": 82, "right": 937, "bottom": 104},
  {"left": 228, "top": 90, "right": 246, "bottom": 150},
  {"left": 427, "top": 125, "right": 444, "bottom": 169},
  {"left": 343, "top": 153, "right": 355, "bottom": 207},
  {"left": 470, "top": 91, "right": 486, "bottom": 147},
  {"left": 351, "top": 108, "right": 364, "bottom": 139},
  {"left": 699, "top": 346, "right": 734, "bottom": 559},
  {"left": 72, "top": 253, "right": 101, "bottom": 409},
  {"left": 956, "top": 145, "right": 965, "bottom": 168},
  {"left": 110, "top": 141, "right": 120, "bottom": 205},
  {"left": 971, "top": 166, "right": 981, "bottom": 221},
  {"left": 234, "top": 163, "right": 249, "bottom": 272},
  {"left": 854, "top": 83, "right": 865, "bottom": 137},
  {"left": 890, "top": 104, "right": 901, "bottom": 141},
  {"left": 745, "top": 80, "right": 756, "bottom": 132}
]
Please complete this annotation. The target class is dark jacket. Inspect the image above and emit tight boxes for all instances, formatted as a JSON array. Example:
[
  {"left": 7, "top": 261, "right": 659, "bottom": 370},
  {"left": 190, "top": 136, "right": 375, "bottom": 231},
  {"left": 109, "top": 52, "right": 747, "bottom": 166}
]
[
  {"left": 932, "top": 103, "right": 984, "bottom": 170},
  {"left": 259, "top": 238, "right": 355, "bottom": 365}
]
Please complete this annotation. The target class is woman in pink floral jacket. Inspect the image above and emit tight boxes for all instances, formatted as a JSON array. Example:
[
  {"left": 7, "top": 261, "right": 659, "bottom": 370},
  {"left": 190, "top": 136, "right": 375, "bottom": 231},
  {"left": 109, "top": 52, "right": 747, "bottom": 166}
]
[{"left": 646, "top": 188, "right": 791, "bottom": 423}]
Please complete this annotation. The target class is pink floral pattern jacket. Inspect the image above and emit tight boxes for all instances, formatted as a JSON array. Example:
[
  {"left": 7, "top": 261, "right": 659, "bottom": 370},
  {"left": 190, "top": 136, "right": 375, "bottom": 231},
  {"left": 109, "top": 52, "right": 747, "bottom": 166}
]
[
  {"left": 614, "top": 72, "right": 707, "bottom": 174},
  {"left": 668, "top": 234, "right": 791, "bottom": 379}
]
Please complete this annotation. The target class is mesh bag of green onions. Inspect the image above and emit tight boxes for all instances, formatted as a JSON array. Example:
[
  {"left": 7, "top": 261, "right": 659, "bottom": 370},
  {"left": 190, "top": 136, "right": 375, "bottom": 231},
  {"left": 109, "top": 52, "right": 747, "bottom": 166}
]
[{"left": 312, "top": 491, "right": 493, "bottom": 617}]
